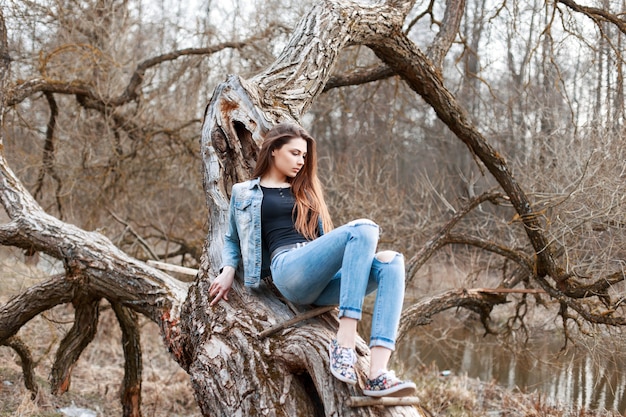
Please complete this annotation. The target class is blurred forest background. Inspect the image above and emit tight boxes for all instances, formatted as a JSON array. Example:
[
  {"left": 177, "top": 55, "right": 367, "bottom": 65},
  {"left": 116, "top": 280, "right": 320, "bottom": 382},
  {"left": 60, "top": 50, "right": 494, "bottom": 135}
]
[{"left": 1, "top": 0, "right": 625, "bottom": 415}]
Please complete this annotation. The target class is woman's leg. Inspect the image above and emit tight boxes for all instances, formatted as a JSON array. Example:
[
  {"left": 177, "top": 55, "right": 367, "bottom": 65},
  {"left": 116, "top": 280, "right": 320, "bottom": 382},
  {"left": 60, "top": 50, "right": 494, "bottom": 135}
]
[
  {"left": 315, "top": 249, "right": 415, "bottom": 395},
  {"left": 271, "top": 221, "right": 414, "bottom": 394},
  {"left": 313, "top": 249, "right": 405, "bottom": 356},
  {"left": 363, "top": 251, "right": 416, "bottom": 397},
  {"left": 270, "top": 219, "right": 379, "bottom": 314},
  {"left": 369, "top": 347, "right": 392, "bottom": 379},
  {"left": 368, "top": 250, "right": 405, "bottom": 352},
  {"left": 367, "top": 250, "right": 401, "bottom": 376},
  {"left": 336, "top": 317, "right": 358, "bottom": 348},
  {"left": 271, "top": 219, "right": 379, "bottom": 385}
]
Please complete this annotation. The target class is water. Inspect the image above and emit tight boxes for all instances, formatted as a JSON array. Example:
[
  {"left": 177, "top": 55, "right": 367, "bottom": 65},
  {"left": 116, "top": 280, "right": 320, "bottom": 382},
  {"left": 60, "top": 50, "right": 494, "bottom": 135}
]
[{"left": 397, "top": 322, "right": 626, "bottom": 414}]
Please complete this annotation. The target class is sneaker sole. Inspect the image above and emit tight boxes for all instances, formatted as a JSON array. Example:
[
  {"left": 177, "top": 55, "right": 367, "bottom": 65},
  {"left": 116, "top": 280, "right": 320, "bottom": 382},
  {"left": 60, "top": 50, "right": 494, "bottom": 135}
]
[
  {"left": 363, "top": 383, "right": 417, "bottom": 398},
  {"left": 328, "top": 344, "right": 357, "bottom": 386}
]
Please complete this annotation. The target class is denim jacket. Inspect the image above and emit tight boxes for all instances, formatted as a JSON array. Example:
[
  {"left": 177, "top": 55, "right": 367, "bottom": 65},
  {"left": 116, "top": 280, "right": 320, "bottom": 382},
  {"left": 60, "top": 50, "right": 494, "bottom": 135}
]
[{"left": 220, "top": 177, "right": 324, "bottom": 288}]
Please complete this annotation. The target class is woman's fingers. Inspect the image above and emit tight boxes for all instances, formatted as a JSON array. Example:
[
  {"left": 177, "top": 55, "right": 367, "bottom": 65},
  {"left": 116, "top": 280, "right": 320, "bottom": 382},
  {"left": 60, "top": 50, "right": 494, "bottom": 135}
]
[
  {"left": 210, "top": 284, "right": 229, "bottom": 306},
  {"left": 209, "top": 272, "right": 234, "bottom": 306}
]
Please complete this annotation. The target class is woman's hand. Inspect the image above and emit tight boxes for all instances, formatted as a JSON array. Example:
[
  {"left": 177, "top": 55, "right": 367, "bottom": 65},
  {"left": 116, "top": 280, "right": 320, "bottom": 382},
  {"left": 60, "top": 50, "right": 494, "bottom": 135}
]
[{"left": 209, "top": 266, "right": 236, "bottom": 306}]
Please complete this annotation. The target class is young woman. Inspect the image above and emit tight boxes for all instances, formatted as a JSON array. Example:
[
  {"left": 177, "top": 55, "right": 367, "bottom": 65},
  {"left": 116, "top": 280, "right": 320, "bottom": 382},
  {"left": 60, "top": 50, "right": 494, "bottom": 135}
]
[{"left": 209, "top": 123, "right": 416, "bottom": 397}]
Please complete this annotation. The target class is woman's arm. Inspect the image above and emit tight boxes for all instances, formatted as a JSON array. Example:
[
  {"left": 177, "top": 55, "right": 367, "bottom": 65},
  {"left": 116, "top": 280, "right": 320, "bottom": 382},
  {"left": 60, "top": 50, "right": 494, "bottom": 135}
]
[
  {"left": 220, "top": 185, "right": 243, "bottom": 271},
  {"left": 211, "top": 184, "right": 243, "bottom": 305}
]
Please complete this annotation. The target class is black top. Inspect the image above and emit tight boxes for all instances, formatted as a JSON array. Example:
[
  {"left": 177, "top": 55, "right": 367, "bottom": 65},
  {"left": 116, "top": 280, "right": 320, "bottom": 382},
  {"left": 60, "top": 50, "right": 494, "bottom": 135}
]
[{"left": 260, "top": 186, "right": 308, "bottom": 255}]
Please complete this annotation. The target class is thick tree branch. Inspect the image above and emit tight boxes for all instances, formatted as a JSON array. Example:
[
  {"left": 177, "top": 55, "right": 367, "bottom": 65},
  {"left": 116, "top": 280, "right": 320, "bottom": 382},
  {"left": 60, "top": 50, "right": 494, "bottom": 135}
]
[
  {"left": 50, "top": 292, "right": 101, "bottom": 395},
  {"left": 112, "top": 303, "right": 143, "bottom": 417},
  {"left": 398, "top": 288, "right": 508, "bottom": 337},
  {"left": 324, "top": 65, "right": 396, "bottom": 91},
  {"left": 557, "top": 0, "right": 626, "bottom": 35},
  {"left": 247, "top": 1, "right": 404, "bottom": 121},
  {"left": 6, "top": 79, "right": 96, "bottom": 107},
  {"left": 0, "top": 274, "right": 75, "bottom": 342}
]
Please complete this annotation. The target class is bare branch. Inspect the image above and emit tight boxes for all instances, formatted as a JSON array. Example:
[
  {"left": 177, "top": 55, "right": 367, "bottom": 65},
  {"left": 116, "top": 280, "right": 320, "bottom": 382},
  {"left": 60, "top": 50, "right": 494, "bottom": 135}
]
[
  {"left": 50, "top": 292, "right": 100, "bottom": 395},
  {"left": 405, "top": 0, "right": 435, "bottom": 34},
  {"left": 426, "top": 0, "right": 465, "bottom": 68},
  {"left": 407, "top": 190, "right": 506, "bottom": 280},
  {"left": 112, "top": 303, "right": 143, "bottom": 417},
  {"left": 33, "top": 91, "right": 64, "bottom": 217},
  {"left": 324, "top": 65, "right": 396, "bottom": 91},
  {"left": 445, "top": 233, "right": 534, "bottom": 272},
  {"left": 0, "top": 7, "right": 9, "bottom": 131},
  {"left": 0, "top": 274, "right": 74, "bottom": 342},
  {"left": 258, "top": 305, "right": 336, "bottom": 339},
  {"left": 398, "top": 288, "right": 508, "bottom": 337},
  {"left": 109, "top": 210, "right": 159, "bottom": 261},
  {"left": 114, "top": 28, "right": 276, "bottom": 105},
  {"left": 534, "top": 276, "right": 626, "bottom": 326},
  {"left": 0, "top": 336, "right": 38, "bottom": 397},
  {"left": 558, "top": 271, "right": 625, "bottom": 301},
  {"left": 557, "top": 0, "right": 626, "bottom": 35},
  {"left": 6, "top": 31, "right": 275, "bottom": 108}
]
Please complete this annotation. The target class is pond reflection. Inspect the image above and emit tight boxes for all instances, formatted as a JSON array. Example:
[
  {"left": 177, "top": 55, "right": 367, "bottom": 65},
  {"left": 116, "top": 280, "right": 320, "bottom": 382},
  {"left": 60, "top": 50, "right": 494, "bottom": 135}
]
[{"left": 398, "top": 322, "right": 626, "bottom": 414}]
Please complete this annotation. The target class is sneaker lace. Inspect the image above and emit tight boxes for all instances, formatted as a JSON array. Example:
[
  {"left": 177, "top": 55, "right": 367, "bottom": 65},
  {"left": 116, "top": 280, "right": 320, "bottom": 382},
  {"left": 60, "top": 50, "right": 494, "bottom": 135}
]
[
  {"left": 341, "top": 348, "right": 356, "bottom": 365},
  {"left": 376, "top": 369, "right": 399, "bottom": 382}
]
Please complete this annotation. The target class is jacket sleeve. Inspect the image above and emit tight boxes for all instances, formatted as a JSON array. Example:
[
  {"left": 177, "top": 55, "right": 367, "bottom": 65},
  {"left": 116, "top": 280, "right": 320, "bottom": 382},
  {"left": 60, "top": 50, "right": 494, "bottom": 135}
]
[{"left": 220, "top": 185, "right": 242, "bottom": 271}]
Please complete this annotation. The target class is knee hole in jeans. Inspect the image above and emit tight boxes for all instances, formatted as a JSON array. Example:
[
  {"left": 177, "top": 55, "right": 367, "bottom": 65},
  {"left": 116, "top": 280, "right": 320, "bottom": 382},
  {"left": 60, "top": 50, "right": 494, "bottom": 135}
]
[{"left": 375, "top": 250, "right": 398, "bottom": 263}]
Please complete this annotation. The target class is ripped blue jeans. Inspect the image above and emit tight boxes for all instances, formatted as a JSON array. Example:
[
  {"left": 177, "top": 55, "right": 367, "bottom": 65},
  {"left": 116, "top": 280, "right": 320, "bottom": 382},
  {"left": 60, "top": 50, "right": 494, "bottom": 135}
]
[{"left": 270, "top": 219, "right": 406, "bottom": 350}]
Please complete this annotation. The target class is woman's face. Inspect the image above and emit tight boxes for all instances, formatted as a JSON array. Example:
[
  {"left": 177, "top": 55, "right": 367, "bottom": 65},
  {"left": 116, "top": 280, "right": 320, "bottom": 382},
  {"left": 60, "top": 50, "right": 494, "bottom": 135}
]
[{"left": 271, "top": 137, "right": 307, "bottom": 179}]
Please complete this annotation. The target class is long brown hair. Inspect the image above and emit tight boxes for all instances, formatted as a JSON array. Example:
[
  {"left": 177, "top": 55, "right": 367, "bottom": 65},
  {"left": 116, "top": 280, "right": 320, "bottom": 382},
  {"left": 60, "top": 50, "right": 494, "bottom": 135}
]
[{"left": 252, "top": 123, "right": 333, "bottom": 239}]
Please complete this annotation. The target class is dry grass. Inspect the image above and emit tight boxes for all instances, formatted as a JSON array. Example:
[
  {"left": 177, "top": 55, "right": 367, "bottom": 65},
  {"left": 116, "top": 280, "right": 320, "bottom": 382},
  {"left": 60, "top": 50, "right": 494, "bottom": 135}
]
[{"left": 413, "top": 364, "right": 621, "bottom": 417}]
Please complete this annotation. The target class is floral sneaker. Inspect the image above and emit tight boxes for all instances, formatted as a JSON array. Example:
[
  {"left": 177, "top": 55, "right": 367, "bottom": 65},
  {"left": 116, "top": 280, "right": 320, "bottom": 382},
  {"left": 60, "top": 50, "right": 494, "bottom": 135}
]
[
  {"left": 328, "top": 339, "right": 357, "bottom": 385},
  {"left": 363, "top": 370, "right": 417, "bottom": 397}
]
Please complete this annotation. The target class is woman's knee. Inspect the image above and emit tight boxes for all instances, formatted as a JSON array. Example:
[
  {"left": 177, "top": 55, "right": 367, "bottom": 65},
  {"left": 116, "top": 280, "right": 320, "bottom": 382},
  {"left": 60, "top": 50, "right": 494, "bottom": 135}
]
[
  {"left": 375, "top": 250, "right": 402, "bottom": 264},
  {"left": 346, "top": 218, "right": 378, "bottom": 228},
  {"left": 346, "top": 218, "right": 379, "bottom": 239},
  {"left": 374, "top": 251, "right": 405, "bottom": 291}
]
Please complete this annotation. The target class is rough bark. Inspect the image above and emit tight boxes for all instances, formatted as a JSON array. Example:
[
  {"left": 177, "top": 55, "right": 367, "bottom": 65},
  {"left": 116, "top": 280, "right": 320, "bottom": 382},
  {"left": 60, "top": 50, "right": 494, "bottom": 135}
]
[
  {"left": 112, "top": 303, "right": 143, "bottom": 417},
  {"left": 50, "top": 292, "right": 101, "bottom": 395}
]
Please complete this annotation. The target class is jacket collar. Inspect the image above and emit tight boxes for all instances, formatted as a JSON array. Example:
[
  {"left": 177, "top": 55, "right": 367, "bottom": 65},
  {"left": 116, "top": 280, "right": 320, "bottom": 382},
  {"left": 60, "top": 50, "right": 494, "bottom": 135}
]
[{"left": 247, "top": 177, "right": 262, "bottom": 189}]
